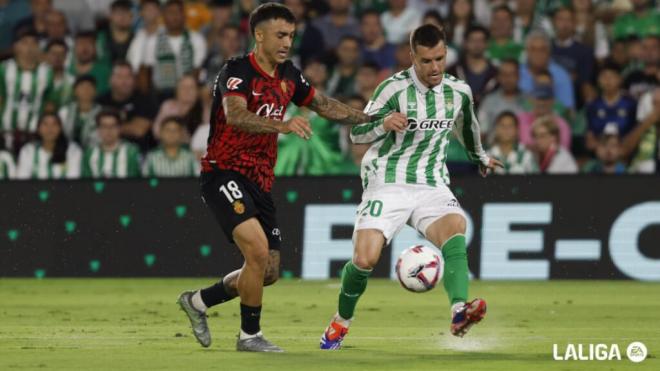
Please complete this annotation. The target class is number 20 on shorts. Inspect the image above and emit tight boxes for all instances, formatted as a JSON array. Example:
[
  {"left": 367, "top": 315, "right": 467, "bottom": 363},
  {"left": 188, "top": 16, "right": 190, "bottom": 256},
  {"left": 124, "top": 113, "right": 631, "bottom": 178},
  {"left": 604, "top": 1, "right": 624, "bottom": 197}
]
[{"left": 361, "top": 200, "right": 383, "bottom": 217}]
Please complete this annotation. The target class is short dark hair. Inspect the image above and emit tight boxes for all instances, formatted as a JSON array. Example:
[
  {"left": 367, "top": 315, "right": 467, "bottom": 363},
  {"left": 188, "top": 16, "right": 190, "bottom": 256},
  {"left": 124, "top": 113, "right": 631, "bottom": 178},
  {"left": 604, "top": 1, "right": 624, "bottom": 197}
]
[
  {"left": 495, "top": 111, "right": 519, "bottom": 127},
  {"left": 410, "top": 24, "right": 446, "bottom": 52},
  {"left": 140, "top": 0, "right": 160, "bottom": 8},
  {"left": 13, "top": 27, "right": 39, "bottom": 44},
  {"left": 249, "top": 2, "right": 296, "bottom": 36},
  {"left": 500, "top": 58, "right": 519, "bottom": 70},
  {"left": 74, "top": 74, "right": 97, "bottom": 88},
  {"left": 465, "top": 25, "right": 490, "bottom": 41},
  {"left": 111, "top": 0, "right": 133, "bottom": 11},
  {"left": 96, "top": 109, "right": 122, "bottom": 127},
  {"left": 164, "top": 0, "right": 184, "bottom": 10},
  {"left": 360, "top": 9, "right": 381, "bottom": 22},
  {"left": 75, "top": 30, "right": 96, "bottom": 41},
  {"left": 46, "top": 38, "right": 68, "bottom": 51},
  {"left": 338, "top": 35, "right": 360, "bottom": 46},
  {"left": 360, "top": 61, "right": 381, "bottom": 73},
  {"left": 112, "top": 60, "right": 133, "bottom": 72},
  {"left": 161, "top": 116, "right": 185, "bottom": 129},
  {"left": 422, "top": 9, "right": 444, "bottom": 27},
  {"left": 492, "top": 5, "right": 514, "bottom": 19},
  {"left": 598, "top": 61, "right": 621, "bottom": 75},
  {"left": 552, "top": 6, "right": 574, "bottom": 18}
]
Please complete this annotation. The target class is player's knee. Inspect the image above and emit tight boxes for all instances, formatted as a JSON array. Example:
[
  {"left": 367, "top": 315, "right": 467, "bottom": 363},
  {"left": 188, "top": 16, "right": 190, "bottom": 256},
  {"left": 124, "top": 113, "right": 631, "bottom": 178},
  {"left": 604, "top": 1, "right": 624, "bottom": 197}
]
[
  {"left": 447, "top": 214, "right": 466, "bottom": 235},
  {"left": 244, "top": 242, "right": 270, "bottom": 268},
  {"left": 353, "top": 255, "right": 377, "bottom": 270}
]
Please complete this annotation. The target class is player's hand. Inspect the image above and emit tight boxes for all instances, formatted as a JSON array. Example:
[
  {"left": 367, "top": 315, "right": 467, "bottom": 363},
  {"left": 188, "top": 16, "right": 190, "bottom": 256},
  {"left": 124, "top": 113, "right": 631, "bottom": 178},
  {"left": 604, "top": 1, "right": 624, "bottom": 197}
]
[
  {"left": 281, "top": 117, "right": 312, "bottom": 139},
  {"left": 383, "top": 112, "right": 408, "bottom": 133},
  {"left": 479, "top": 157, "right": 504, "bottom": 177}
]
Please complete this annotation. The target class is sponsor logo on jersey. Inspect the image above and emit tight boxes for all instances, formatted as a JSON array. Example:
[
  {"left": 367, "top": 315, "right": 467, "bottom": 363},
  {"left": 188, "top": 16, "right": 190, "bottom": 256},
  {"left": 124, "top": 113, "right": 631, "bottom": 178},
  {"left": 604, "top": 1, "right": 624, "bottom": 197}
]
[
  {"left": 232, "top": 200, "right": 245, "bottom": 214},
  {"left": 256, "top": 103, "right": 285, "bottom": 120},
  {"left": 406, "top": 118, "right": 454, "bottom": 131},
  {"left": 226, "top": 77, "right": 243, "bottom": 91}
]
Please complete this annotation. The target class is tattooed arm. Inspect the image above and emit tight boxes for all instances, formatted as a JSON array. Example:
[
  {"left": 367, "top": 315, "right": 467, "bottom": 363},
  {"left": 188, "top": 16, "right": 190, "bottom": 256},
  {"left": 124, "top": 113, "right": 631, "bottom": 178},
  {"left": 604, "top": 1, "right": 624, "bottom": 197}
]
[
  {"left": 307, "top": 91, "right": 374, "bottom": 125},
  {"left": 223, "top": 96, "right": 312, "bottom": 138}
]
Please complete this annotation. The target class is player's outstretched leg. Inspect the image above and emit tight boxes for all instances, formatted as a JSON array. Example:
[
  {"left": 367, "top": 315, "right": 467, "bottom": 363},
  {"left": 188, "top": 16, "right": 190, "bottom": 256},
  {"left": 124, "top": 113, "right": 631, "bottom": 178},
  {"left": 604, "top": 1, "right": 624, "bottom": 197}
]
[
  {"left": 321, "top": 229, "right": 384, "bottom": 350},
  {"left": 177, "top": 251, "right": 280, "bottom": 348},
  {"left": 426, "top": 215, "right": 487, "bottom": 337}
]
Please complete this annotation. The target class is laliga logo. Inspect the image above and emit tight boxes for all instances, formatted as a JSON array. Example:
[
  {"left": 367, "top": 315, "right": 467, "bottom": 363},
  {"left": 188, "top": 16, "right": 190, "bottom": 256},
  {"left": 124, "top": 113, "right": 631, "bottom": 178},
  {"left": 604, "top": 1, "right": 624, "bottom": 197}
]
[
  {"left": 406, "top": 118, "right": 454, "bottom": 131},
  {"left": 256, "top": 103, "right": 284, "bottom": 120},
  {"left": 552, "top": 342, "right": 647, "bottom": 362}
]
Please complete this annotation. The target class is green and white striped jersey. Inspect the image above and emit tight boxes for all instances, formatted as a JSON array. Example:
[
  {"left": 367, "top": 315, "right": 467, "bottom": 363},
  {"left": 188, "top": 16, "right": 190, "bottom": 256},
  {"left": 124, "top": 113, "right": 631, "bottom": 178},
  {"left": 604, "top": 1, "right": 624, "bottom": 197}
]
[
  {"left": 0, "top": 60, "right": 55, "bottom": 133},
  {"left": 16, "top": 141, "right": 82, "bottom": 179},
  {"left": 351, "top": 68, "right": 489, "bottom": 188},
  {"left": 142, "top": 146, "right": 199, "bottom": 177},
  {"left": 58, "top": 102, "right": 101, "bottom": 149},
  {"left": 0, "top": 150, "right": 16, "bottom": 179},
  {"left": 82, "top": 141, "right": 142, "bottom": 178}
]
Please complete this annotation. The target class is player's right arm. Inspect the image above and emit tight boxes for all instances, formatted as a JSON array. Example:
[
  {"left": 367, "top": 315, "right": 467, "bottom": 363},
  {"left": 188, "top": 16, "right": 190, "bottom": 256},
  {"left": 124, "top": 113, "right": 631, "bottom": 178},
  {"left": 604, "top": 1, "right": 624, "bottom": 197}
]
[
  {"left": 217, "top": 60, "right": 311, "bottom": 139},
  {"left": 350, "top": 78, "right": 407, "bottom": 144}
]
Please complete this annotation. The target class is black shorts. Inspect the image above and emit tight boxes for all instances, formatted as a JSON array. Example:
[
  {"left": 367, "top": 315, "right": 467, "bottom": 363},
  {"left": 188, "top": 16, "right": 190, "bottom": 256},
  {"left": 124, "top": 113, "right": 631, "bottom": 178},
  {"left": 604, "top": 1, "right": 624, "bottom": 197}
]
[{"left": 200, "top": 169, "right": 281, "bottom": 250}]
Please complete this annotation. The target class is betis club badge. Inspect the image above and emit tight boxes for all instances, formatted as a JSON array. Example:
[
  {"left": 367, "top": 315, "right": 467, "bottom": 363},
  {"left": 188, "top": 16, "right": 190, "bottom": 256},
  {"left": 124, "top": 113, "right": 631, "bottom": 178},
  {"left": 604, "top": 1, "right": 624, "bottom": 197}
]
[{"left": 232, "top": 200, "right": 245, "bottom": 214}]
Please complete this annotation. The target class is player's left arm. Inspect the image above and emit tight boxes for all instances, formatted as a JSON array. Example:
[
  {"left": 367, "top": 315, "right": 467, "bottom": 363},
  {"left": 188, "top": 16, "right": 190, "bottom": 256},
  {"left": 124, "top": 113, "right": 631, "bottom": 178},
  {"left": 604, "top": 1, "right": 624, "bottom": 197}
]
[
  {"left": 453, "top": 87, "right": 503, "bottom": 177},
  {"left": 307, "top": 91, "right": 374, "bottom": 125}
]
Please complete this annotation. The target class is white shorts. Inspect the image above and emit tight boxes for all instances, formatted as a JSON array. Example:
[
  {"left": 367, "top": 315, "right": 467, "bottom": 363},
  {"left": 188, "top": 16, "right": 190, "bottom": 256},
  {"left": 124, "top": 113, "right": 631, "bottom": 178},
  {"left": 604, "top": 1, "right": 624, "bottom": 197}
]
[{"left": 353, "top": 183, "right": 466, "bottom": 244}]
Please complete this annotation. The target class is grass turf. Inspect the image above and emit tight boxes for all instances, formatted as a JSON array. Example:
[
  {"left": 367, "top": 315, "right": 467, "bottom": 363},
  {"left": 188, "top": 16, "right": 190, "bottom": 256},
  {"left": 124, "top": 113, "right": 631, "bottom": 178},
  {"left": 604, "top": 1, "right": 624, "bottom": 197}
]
[{"left": 0, "top": 279, "right": 658, "bottom": 370}]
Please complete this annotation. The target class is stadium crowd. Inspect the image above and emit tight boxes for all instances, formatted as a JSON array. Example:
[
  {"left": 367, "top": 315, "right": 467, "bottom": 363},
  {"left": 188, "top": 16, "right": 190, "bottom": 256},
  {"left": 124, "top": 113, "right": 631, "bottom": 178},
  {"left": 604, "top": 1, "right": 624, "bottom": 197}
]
[{"left": 0, "top": 0, "right": 658, "bottom": 180}]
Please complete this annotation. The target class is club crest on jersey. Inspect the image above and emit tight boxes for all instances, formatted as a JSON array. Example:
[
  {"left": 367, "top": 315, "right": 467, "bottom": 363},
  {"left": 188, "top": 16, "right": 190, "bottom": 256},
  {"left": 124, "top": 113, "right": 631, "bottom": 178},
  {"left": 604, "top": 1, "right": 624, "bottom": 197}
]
[
  {"left": 407, "top": 118, "right": 454, "bottom": 131},
  {"left": 226, "top": 77, "right": 243, "bottom": 91},
  {"left": 232, "top": 200, "right": 245, "bottom": 214}
]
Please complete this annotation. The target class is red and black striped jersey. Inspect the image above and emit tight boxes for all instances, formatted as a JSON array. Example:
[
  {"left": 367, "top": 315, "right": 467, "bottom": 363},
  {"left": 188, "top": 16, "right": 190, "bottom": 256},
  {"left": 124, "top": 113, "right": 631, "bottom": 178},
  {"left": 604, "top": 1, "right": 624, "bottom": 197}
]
[{"left": 202, "top": 52, "right": 315, "bottom": 192}]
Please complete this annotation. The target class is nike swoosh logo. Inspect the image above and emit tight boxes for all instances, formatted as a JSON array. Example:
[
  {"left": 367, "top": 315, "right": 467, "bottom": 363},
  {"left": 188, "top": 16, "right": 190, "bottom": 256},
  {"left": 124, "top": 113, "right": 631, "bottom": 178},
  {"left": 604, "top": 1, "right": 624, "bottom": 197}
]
[{"left": 252, "top": 90, "right": 263, "bottom": 96}]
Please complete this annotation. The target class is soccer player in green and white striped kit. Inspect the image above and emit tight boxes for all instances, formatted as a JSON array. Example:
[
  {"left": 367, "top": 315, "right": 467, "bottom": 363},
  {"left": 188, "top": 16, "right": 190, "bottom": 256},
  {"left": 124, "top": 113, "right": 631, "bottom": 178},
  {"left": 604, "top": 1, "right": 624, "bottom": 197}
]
[{"left": 320, "top": 24, "right": 503, "bottom": 350}]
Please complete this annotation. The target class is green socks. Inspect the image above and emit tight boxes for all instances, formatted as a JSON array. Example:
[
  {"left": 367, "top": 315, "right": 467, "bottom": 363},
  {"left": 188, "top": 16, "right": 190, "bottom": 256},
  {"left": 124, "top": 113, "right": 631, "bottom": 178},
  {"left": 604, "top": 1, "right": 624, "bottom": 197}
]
[
  {"left": 337, "top": 261, "right": 372, "bottom": 319},
  {"left": 441, "top": 234, "right": 469, "bottom": 305}
]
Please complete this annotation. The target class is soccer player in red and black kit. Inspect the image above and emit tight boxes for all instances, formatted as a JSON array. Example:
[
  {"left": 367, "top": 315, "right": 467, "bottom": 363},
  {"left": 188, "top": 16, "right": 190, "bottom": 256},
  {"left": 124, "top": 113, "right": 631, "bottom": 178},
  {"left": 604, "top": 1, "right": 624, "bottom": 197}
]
[{"left": 177, "top": 3, "right": 376, "bottom": 352}]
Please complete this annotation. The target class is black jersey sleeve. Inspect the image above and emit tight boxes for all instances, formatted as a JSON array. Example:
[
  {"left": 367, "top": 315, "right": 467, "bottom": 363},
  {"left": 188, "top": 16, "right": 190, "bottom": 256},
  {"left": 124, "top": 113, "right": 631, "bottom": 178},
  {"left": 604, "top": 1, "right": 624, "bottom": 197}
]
[
  {"left": 289, "top": 63, "right": 316, "bottom": 107},
  {"left": 214, "top": 58, "right": 251, "bottom": 100}
]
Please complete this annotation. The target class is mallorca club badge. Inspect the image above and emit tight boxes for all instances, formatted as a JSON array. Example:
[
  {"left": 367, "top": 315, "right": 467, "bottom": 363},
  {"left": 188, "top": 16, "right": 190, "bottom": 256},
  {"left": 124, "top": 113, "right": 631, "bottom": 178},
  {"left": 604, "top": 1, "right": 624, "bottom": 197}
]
[
  {"left": 281, "top": 81, "right": 287, "bottom": 94},
  {"left": 232, "top": 200, "right": 245, "bottom": 214}
]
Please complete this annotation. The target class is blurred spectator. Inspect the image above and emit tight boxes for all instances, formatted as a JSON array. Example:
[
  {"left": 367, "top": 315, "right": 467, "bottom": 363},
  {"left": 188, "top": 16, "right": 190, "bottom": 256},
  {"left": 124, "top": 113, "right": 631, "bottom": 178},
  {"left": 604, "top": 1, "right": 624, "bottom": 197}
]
[
  {"left": 16, "top": 113, "right": 82, "bottom": 179},
  {"left": 43, "top": 9, "right": 71, "bottom": 50},
  {"left": 355, "top": 62, "right": 381, "bottom": 103},
  {"left": 59, "top": 75, "right": 101, "bottom": 149},
  {"left": 127, "top": 0, "right": 161, "bottom": 72},
  {"left": 45, "top": 39, "right": 75, "bottom": 107},
  {"left": 0, "top": 0, "right": 31, "bottom": 59},
  {"left": 202, "top": 0, "right": 233, "bottom": 39},
  {"left": 478, "top": 59, "right": 526, "bottom": 135},
  {"left": 487, "top": 5, "right": 523, "bottom": 64},
  {"left": 582, "top": 130, "right": 627, "bottom": 174},
  {"left": 519, "top": 30, "right": 575, "bottom": 110},
  {"left": 444, "top": 0, "right": 473, "bottom": 47},
  {"left": 612, "top": 0, "right": 660, "bottom": 41},
  {"left": 184, "top": 0, "right": 211, "bottom": 32},
  {"left": 69, "top": 31, "right": 111, "bottom": 95},
  {"left": 53, "top": 0, "right": 94, "bottom": 35},
  {"left": 608, "top": 39, "right": 629, "bottom": 71},
  {"left": 585, "top": 64, "right": 637, "bottom": 151},
  {"left": 312, "top": 0, "right": 360, "bottom": 51},
  {"left": 624, "top": 35, "right": 659, "bottom": 99},
  {"left": 360, "top": 9, "right": 396, "bottom": 70},
  {"left": 447, "top": 25, "right": 497, "bottom": 107},
  {"left": 190, "top": 121, "right": 209, "bottom": 161},
  {"left": 202, "top": 25, "right": 243, "bottom": 85},
  {"left": 623, "top": 87, "right": 660, "bottom": 173},
  {"left": 143, "top": 116, "right": 198, "bottom": 177},
  {"left": 0, "top": 138, "right": 16, "bottom": 179},
  {"left": 97, "top": 61, "right": 158, "bottom": 152},
  {"left": 301, "top": 57, "right": 329, "bottom": 89},
  {"left": 410, "top": 0, "right": 451, "bottom": 19},
  {"left": 513, "top": 0, "right": 552, "bottom": 43},
  {"left": 420, "top": 10, "right": 458, "bottom": 67},
  {"left": 551, "top": 6, "right": 596, "bottom": 108},
  {"left": 152, "top": 74, "right": 207, "bottom": 142},
  {"left": 326, "top": 36, "right": 360, "bottom": 99},
  {"left": 531, "top": 116, "right": 578, "bottom": 173},
  {"left": 82, "top": 109, "right": 141, "bottom": 178},
  {"left": 571, "top": 0, "right": 609, "bottom": 60},
  {"left": 13, "top": 0, "right": 53, "bottom": 40},
  {"left": 1, "top": 30, "right": 56, "bottom": 153},
  {"left": 284, "top": 0, "right": 324, "bottom": 68},
  {"left": 381, "top": 0, "right": 422, "bottom": 44},
  {"left": 97, "top": 0, "right": 134, "bottom": 67},
  {"left": 518, "top": 81, "right": 572, "bottom": 150},
  {"left": 393, "top": 41, "right": 413, "bottom": 74},
  {"left": 487, "top": 111, "right": 537, "bottom": 174},
  {"left": 344, "top": 94, "right": 369, "bottom": 168},
  {"left": 139, "top": 0, "right": 207, "bottom": 101}
]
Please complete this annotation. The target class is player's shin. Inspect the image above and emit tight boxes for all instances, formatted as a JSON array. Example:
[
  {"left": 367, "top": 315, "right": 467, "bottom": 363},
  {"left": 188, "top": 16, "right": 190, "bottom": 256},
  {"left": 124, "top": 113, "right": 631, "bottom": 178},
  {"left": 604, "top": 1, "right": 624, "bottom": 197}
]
[
  {"left": 197, "top": 271, "right": 239, "bottom": 311},
  {"left": 441, "top": 234, "right": 469, "bottom": 310},
  {"left": 337, "top": 261, "right": 372, "bottom": 321}
]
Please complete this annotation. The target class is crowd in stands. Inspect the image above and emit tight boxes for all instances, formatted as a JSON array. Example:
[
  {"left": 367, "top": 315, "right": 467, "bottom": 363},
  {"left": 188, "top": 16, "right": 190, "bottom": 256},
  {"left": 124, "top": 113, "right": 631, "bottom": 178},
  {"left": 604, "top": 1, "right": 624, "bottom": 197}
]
[{"left": 0, "top": 0, "right": 658, "bottom": 180}]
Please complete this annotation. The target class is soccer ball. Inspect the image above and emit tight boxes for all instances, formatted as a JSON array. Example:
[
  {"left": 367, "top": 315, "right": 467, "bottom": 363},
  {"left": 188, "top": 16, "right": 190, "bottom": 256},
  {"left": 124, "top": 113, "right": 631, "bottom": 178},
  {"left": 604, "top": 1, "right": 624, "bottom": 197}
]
[{"left": 395, "top": 245, "right": 443, "bottom": 293}]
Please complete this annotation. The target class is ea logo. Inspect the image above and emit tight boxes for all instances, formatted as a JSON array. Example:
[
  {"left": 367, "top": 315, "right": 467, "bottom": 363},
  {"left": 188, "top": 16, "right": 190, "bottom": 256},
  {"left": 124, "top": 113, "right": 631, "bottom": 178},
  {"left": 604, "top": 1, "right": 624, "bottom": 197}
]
[{"left": 626, "top": 342, "right": 647, "bottom": 363}]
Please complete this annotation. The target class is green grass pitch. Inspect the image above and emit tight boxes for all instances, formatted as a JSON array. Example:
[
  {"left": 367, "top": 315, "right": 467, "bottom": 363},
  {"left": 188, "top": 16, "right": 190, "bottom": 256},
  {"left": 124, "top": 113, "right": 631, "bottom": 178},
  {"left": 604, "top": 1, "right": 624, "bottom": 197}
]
[{"left": 1, "top": 279, "right": 658, "bottom": 370}]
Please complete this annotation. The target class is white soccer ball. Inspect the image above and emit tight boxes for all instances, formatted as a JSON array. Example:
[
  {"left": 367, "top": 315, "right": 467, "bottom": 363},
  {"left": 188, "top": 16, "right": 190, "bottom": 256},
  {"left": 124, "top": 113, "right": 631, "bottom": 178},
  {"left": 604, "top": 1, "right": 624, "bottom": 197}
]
[{"left": 395, "top": 245, "right": 444, "bottom": 293}]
